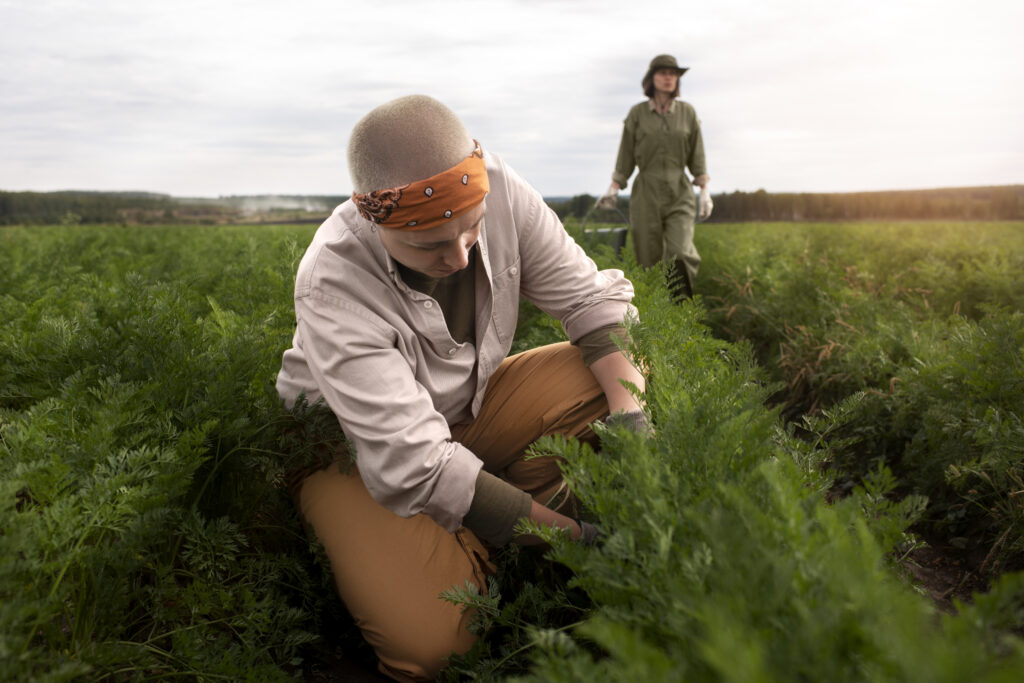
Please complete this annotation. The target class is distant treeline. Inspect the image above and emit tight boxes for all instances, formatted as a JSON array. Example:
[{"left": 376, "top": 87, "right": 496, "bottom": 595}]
[
  {"left": 705, "top": 185, "right": 1024, "bottom": 221},
  {"left": 3, "top": 185, "right": 1022, "bottom": 226},
  {"left": 0, "top": 191, "right": 347, "bottom": 226},
  {"left": 1, "top": 191, "right": 181, "bottom": 226},
  {"left": 546, "top": 185, "right": 1024, "bottom": 222}
]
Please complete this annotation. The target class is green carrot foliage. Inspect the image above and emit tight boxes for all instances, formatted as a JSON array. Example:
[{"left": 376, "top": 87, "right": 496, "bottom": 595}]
[{"left": 2, "top": 221, "right": 1022, "bottom": 680}]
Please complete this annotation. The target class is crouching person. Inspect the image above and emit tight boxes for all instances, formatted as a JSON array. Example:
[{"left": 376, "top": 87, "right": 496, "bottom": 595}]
[{"left": 275, "top": 95, "right": 646, "bottom": 681}]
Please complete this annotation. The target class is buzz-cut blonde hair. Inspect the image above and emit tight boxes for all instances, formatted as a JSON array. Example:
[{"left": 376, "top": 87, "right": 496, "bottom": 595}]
[{"left": 347, "top": 95, "right": 475, "bottom": 193}]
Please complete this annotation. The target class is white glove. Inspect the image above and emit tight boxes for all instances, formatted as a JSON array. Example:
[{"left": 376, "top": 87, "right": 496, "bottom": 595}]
[
  {"left": 595, "top": 182, "right": 619, "bottom": 210},
  {"left": 698, "top": 186, "right": 713, "bottom": 221}
]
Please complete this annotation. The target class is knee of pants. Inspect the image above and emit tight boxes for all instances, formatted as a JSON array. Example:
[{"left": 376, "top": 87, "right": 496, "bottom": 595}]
[
  {"left": 378, "top": 628, "right": 476, "bottom": 682},
  {"left": 503, "top": 453, "right": 563, "bottom": 493},
  {"left": 297, "top": 466, "right": 487, "bottom": 682}
]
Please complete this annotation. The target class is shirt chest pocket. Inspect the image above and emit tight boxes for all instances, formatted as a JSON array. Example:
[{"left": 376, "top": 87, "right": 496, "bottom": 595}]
[{"left": 489, "top": 258, "right": 521, "bottom": 344}]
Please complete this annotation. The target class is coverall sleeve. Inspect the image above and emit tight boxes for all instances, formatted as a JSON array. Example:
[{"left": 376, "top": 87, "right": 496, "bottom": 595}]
[
  {"left": 612, "top": 108, "right": 638, "bottom": 190},
  {"left": 687, "top": 110, "right": 708, "bottom": 178}
]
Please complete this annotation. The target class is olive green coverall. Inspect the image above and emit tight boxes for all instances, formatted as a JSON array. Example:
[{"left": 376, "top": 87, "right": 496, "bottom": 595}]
[{"left": 612, "top": 99, "right": 707, "bottom": 298}]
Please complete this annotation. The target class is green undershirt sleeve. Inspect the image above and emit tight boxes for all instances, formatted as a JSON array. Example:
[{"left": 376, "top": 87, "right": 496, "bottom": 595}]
[
  {"left": 462, "top": 470, "right": 533, "bottom": 546},
  {"left": 575, "top": 323, "right": 628, "bottom": 366}
]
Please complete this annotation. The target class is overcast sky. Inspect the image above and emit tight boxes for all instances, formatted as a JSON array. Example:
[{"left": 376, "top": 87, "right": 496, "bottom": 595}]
[{"left": 2, "top": 0, "right": 1021, "bottom": 197}]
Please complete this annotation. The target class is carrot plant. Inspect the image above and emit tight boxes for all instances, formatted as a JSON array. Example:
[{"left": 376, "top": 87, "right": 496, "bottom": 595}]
[
  {"left": 822, "top": 310, "right": 1024, "bottom": 570},
  {"left": 443, "top": 251, "right": 1024, "bottom": 680},
  {"left": 697, "top": 221, "right": 1024, "bottom": 569},
  {"left": 699, "top": 222, "right": 1024, "bottom": 410},
  {"left": 3, "top": 221, "right": 1022, "bottom": 681},
  {"left": 1, "top": 224, "right": 345, "bottom": 680}
]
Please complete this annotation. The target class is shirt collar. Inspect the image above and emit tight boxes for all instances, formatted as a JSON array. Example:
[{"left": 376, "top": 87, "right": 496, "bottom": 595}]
[{"left": 647, "top": 98, "right": 677, "bottom": 114}]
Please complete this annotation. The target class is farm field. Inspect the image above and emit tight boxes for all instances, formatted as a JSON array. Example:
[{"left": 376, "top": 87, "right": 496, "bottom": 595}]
[
  {"left": 2, "top": 220, "right": 1023, "bottom": 681},
  {"left": 693, "top": 221, "right": 1024, "bottom": 579}
]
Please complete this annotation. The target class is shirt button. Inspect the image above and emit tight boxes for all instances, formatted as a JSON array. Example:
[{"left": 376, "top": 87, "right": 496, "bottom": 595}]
[
  {"left": 510, "top": 266, "right": 518, "bottom": 275},
  {"left": 424, "top": 301, "right": 433, "bottom": 309}
]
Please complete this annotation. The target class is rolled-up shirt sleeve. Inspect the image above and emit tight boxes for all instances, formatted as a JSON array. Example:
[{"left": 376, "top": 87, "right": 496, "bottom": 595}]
[{"left": 295, "top": 291, "right": 482, "bottom": 532}]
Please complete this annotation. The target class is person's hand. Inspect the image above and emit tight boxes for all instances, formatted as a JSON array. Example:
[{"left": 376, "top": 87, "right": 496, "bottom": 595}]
[
  {"left": 575, "top": 518, "right": 602, "bottom": 546},
  {"left": 698, "top": 186, "right": 713, "bottom": 221},
  {"left": 595, "top": 182, "right": 620, "bottom": 210}
]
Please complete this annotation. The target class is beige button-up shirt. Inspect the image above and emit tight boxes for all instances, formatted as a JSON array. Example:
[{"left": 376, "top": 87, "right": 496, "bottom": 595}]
[{"left": 276, "top": 150, "right": 637, "bottom": 532}]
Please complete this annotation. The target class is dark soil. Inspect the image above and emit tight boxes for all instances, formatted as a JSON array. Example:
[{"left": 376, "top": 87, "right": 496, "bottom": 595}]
[
  {"left": 901, "top": 535, "right": 992, "bottom": 612},
  {"left": 821, "top": 454, "right": 1019, "bottom": 617},
  {"left": 302, "top": 642, "right": 388, "bottom": 682},
  {"left": 900, "top": 523, "right": 1024, "bottom": 619}
]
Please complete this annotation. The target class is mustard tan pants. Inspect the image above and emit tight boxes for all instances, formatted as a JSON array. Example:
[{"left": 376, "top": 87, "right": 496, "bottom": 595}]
[{"left": 295, "top": 342, "right": 608, "bottom": 681}]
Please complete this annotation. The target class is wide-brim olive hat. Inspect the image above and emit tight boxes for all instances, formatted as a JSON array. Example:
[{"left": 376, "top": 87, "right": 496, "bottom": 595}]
[
  {"left": 648, "top": 54, "right": 688, "bottom": 75},
  {"left": 642, "top": 54, "right": 688, "bottom": 95}
]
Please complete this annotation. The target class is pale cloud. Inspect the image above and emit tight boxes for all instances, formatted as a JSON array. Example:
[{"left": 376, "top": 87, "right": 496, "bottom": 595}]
[{"left": 1, "top": 0, "right": 1020, "bottom": 196}]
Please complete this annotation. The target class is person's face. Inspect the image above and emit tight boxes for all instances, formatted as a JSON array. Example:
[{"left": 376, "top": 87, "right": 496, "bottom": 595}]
[
  {"left": 653, "top": 68, "right": 678, "bottom": 95},
  {"left": 377, "top": 201, "right": 485, "bottom": 278}
]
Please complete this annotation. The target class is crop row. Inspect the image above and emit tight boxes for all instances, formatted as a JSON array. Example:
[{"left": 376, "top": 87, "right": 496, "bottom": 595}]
[
  {"left": 695, "top": 221, "right": 1024, "bottom": 572},
  {"left": 2, "top": 223, "right": 1022, "bottom": 680}
]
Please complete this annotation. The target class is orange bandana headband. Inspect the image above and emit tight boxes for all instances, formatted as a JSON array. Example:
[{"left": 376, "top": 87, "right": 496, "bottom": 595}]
[{"left": 352, "top": 141, "right": 489, "bottom": 231}]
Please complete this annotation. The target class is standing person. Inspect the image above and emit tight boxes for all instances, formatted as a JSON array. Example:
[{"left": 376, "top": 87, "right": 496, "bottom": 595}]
[
  {"left": 276, "top": 95, "right": 648, "bottom": 681},
  {"left": 597, "top": 54, "right": 713, "bottom": 300}
]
